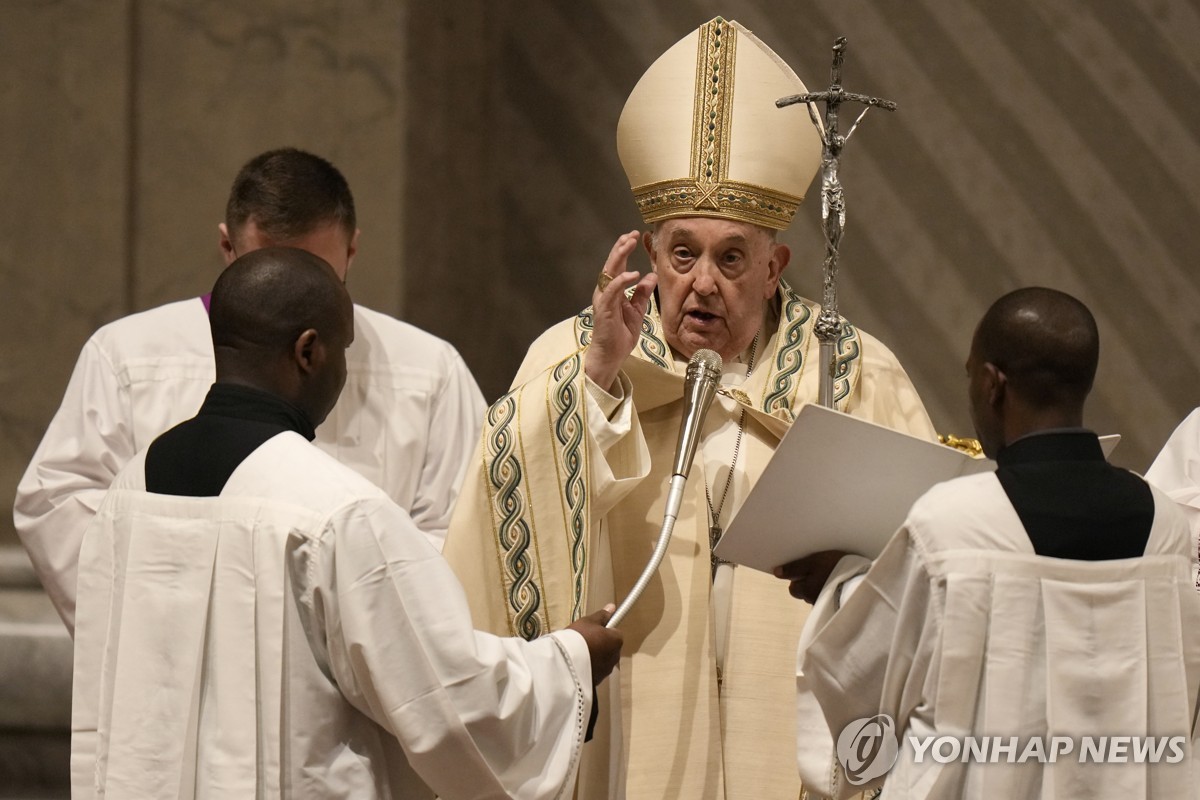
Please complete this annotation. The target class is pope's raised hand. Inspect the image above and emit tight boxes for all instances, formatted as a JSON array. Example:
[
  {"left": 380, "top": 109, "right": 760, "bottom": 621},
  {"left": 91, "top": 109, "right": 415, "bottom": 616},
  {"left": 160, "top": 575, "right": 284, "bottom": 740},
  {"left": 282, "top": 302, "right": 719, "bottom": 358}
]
[{"left": 585, "top": 231, "right": 658, "bottom": 392}]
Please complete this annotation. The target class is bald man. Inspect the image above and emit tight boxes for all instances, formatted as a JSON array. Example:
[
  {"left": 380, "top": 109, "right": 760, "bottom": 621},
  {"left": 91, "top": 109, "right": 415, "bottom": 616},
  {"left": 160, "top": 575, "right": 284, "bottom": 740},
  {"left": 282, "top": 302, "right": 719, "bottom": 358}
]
[
  {"left": 70, "top": 247, "right": 623, "bottom": 800},
  {"left": 783, "top": 288, "right": 1200, "bottom": 798}
]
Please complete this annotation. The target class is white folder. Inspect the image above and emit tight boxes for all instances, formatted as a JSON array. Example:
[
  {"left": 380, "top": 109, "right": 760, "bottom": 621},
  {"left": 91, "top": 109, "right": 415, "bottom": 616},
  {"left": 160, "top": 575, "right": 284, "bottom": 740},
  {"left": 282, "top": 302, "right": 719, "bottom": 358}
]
[{"left": 712, "top": 403, "right": 1118, "bottom": 574}]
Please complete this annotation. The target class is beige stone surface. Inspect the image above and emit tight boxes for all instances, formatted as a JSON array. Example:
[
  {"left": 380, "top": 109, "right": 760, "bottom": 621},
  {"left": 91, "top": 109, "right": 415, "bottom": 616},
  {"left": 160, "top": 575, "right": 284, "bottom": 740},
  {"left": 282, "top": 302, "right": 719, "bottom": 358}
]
[
  {"left": 0, "top": 3, "right": 408, "bottom": 792},
  {"left": 2, "top": 1, "right": 408, "bottom": 546},
  {"left": 0, "top": 6, "right": 129, "bottom": 792},
  {"left": 0, "top": 1, "right": 131, "bottom": 552},
  {"left": 0, "top": 588, "right": 71, "bottom": 731},
  {"left": 131, "top": 0, "right": 407, "bottom": 313}
]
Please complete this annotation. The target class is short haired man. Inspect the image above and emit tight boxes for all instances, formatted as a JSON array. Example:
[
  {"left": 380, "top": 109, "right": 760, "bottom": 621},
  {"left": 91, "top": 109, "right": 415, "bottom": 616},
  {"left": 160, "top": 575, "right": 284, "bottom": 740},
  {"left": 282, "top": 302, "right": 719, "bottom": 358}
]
[
  {"left": 785, "top": 288, "right": 1200, "bottom": 798},
  {"left": 15, "top": 148, "right": 485, "bottom": 633},
  {"left": 71, "top": 247, "right": 623, "bottom": 800},
  {"left": 442, "top": 18, "right": 936, "bottom": 799}
]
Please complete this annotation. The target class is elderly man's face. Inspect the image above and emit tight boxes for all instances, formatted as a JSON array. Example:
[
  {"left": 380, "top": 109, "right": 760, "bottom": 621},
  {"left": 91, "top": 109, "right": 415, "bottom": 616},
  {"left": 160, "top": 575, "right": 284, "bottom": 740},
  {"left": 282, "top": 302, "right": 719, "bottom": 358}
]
[{"left": 645, "top": 218, "right": 787, "bottom": 361}]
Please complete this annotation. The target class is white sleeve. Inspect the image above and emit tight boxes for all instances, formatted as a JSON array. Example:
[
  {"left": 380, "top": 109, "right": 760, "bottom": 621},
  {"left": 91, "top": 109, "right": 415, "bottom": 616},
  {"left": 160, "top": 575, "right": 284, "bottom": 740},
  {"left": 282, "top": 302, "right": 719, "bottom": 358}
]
[
  {"left": 14, "top": 338, "right": 132, "bottom": 634},
  {"left": 1146, "top": 409, "right": 1200, "bottom": 589},
  {"left": 1147, "top": 409, "right": 1200, "bottom": 507},
  {"left": 407, "top": 348, "right": 486, "bottom": 551},
  {"left": 292, "top": 496, "right": 590, "bottom": 800},
  {"left": 794, "top": 554, "right": 872, "bottom": 797},
  {"left": 584, "top": 371, "right": 651, "bottom": 520},
  {"left": 796, "top": 534, "right": 933, "bottom": 798}
]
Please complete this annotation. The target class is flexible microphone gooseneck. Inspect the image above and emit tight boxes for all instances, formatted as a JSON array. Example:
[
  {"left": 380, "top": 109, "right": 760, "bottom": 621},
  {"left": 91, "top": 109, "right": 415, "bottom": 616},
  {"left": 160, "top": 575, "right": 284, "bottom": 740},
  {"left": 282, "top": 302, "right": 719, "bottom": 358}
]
[{"left": 607, "top": 349, "right": 723, "bottom": 628}]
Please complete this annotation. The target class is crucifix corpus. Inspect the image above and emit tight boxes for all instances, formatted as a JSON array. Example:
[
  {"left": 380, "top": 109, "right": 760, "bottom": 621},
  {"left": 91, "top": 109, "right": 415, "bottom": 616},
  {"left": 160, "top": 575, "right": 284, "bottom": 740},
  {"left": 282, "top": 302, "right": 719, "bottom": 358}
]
[{"left": 777, "top": 37, "right": 897, "bottom": 409}]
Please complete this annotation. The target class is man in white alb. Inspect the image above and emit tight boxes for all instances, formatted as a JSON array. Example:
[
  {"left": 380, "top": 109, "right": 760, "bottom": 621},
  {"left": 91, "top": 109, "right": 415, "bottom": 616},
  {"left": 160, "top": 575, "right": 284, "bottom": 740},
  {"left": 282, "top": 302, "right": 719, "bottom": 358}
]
[
  {"left": 15, "top": 147, "right": 485, "bottom": 633},
  {"left": 784, "top": 288, "right": 1200, "bottom": 799},
  {"left": 71, "top": 247, "right": 623, "bottom": 800}
]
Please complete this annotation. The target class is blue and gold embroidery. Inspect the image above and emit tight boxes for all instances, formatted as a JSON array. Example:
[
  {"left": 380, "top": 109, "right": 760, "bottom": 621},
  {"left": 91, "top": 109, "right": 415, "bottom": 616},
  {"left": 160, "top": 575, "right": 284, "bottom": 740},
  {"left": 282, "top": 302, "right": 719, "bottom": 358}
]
[
  {"left": 637, "top": 309, "right": 670, "bottom": 369},
  {"left": 549, "top": 355, "right": 588, "bottom": 621},
  {"left": 484, "top": 280, "right": 862, "bottom": 642},
  {"left": 763, "top": 288, "right": 812, "bottom": 415},
  {"left": 832, "top": 320, "right": 861, "bottom": 409},
  {"left": 580, "top": 297, "right": 671, "bottom": 370},
  {"left": 483, "top": 393, "right": 546, "bottom": 640},
  {"left": 576, "top": 307, "right": 595, "bottom": 348}
]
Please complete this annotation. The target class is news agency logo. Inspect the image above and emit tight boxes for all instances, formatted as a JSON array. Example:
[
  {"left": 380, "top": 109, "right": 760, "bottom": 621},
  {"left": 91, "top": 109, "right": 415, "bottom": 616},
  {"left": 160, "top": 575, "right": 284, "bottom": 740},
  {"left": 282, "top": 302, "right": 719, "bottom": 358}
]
[
  {"left": 836, "top": 714, "right": 1188, "bottom": 783},
  {"left": 837, "top": 715, "right": 899, "bottom": 785}
]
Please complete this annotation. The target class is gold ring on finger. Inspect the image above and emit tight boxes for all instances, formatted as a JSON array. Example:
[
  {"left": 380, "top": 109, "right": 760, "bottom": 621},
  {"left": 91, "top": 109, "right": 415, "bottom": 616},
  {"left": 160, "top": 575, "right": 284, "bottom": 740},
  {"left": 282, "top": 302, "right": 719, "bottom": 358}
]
[{"left": 596, "top": 271, "right": 614, "bottom": 292}]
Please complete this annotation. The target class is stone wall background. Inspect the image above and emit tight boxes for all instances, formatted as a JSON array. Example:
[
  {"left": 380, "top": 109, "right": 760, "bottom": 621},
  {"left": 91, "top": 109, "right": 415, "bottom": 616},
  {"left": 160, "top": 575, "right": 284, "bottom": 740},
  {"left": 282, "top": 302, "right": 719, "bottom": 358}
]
[
  {"left": 0, "top": 1, "right": 409, "bottom": 793},
  {"left": 404, "top": 0, "right": 1200, "bottom": 467},
  {"left": 2, "top": 0, "right": 408, "bottom": 553},
  {"left": 3, "top": 0, "right": 1199, "bottom": 792}
]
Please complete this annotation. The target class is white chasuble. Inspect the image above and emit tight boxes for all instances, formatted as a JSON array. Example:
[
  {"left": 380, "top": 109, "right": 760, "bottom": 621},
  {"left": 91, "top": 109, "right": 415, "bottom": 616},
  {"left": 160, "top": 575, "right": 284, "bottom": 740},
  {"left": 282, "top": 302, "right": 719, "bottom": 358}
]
[{"left": 442, "top": 281, "right": 936, "bottom": 800}]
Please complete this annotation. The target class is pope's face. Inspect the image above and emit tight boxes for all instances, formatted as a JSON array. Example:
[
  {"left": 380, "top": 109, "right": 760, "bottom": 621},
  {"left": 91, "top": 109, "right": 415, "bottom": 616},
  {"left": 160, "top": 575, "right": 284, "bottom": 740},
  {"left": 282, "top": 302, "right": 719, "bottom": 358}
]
[{"left": 646, "top": 218, "right": 787, "bottom": 361}]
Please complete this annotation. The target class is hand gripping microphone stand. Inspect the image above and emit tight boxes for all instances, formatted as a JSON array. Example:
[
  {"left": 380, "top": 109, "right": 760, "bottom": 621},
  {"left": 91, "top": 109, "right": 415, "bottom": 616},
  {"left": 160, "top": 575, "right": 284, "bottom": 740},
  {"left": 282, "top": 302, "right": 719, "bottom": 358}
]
[{"left": 607, "top": 349, "right": 723, "bottom": 628}]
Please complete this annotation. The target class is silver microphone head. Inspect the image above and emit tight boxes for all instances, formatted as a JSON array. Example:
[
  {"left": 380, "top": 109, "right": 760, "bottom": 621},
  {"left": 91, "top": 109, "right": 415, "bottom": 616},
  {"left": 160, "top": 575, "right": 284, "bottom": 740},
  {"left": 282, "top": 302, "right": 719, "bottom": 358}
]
[
  {"left": 686, "top": 348, "right": 723, "bottom": 387},
  {"left": 673, "top": 349, "right": 724, "bottom": 479}
]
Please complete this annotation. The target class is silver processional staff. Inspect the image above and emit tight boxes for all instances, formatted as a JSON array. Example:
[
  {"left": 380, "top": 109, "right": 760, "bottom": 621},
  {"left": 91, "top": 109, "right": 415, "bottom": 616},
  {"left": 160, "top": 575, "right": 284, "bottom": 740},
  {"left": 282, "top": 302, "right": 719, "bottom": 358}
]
[{"left": 777, "top": 37, "right": 897, "bottom": 409}]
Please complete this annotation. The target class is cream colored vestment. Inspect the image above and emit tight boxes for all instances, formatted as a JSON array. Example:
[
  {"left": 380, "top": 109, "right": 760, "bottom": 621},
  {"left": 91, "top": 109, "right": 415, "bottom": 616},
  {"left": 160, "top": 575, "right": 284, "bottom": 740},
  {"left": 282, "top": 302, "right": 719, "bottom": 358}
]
[{"left": 443, "top": 282, "right": 935, "bottom": 799}]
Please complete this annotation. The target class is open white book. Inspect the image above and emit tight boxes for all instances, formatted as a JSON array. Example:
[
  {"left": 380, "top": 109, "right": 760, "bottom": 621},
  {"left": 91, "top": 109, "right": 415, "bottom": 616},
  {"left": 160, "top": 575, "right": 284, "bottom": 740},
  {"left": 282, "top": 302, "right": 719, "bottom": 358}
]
[{"left": 712, "top": 403, "right": 1119, "bottom": 574}]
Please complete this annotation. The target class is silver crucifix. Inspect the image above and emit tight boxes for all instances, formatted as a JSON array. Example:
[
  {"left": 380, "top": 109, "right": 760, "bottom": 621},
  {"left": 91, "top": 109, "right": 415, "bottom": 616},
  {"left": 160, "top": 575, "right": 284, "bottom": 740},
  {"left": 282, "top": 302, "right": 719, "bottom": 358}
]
[{"left": 777, "top": 37, "right": 897, "bottom": 409}]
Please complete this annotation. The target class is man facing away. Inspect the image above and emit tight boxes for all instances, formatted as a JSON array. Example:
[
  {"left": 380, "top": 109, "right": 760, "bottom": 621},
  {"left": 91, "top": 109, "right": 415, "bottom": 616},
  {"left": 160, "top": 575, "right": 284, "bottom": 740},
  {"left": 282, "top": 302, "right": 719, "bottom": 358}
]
[
  {"left": 441, "top": 17, "right": 936, "bottom": 800},
  {"left": 15, "top": 147, "right": 485, "bottom": 634},
  {"left": 71, "top": 247, "right": 623, "bottom": 800},
  {"left": 784, "top": 287, "right": 1200, "bottom": 799}
]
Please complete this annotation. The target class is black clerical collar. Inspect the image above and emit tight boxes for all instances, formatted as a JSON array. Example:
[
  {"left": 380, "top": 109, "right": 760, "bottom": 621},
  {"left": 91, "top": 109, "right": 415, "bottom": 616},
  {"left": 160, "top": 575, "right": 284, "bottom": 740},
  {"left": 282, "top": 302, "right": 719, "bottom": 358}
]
[
  {"left": 995, "top": 429, "right": 1103, "bottom": 468},
  {"left": 199, "top": 383, "right": 317, "bottom": 441}
]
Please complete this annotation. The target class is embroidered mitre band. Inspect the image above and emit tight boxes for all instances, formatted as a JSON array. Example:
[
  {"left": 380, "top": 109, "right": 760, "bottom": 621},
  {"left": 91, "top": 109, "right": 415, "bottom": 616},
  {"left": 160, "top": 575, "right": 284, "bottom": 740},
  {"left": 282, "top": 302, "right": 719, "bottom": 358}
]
[{"left": 616, "top": 17, "right": 823, "bottom": 231}]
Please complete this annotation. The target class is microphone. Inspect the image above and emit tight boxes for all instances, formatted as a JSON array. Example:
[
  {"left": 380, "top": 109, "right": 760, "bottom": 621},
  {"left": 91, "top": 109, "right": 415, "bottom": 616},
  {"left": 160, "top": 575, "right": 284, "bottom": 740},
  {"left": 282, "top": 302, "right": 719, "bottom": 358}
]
[
  {"left": 607, "top": 348, "right": 723, "bottom": 628},
  {"left": 671, "top": 349, "right": 724, "bottom": 479}
]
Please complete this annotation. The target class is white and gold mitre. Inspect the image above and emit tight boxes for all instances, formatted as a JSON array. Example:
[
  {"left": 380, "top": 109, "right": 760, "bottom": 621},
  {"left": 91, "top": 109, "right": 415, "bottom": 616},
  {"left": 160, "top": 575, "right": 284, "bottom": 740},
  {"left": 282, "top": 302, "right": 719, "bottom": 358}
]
[{"left": 617, "top": 17, "right": 823, "bottom": 231}]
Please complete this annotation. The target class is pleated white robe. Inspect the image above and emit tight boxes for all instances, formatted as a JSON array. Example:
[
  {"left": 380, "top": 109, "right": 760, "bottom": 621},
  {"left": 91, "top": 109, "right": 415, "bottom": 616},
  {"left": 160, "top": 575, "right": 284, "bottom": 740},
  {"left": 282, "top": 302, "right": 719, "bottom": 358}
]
[
  {"left": 797, "top": 473, "right": 1200, "bottom": 799},
  {"left": 72, "top": 432, "right": 590, "bottom": 800}
]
